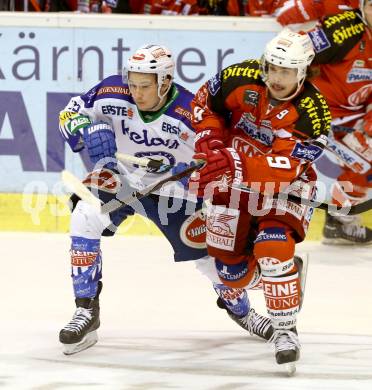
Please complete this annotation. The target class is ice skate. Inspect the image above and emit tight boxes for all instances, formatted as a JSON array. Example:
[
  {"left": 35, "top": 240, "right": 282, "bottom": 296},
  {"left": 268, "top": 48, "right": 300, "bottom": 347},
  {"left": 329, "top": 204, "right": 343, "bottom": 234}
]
[
  {"left": 59, "top": 283, "right": 101, "bottom": 355},
  {"left": 217, "top": 298, "right": 274, "bottom": 340},
  {"left": 322, "top": 213, "right": 372, "bottom": 245},
  {"left": 270, "top": 327, "right": 300, "bottom": 376}
]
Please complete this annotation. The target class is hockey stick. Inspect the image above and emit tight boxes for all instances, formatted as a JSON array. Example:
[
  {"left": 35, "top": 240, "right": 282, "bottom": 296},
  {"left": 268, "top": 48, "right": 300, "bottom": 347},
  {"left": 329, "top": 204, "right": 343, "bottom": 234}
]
[
  {"left": 116, "top": 153, "right": 372, "bottom": 215},
  {"left": 61, "top": 161, "right": 203, "bottom": 214}
]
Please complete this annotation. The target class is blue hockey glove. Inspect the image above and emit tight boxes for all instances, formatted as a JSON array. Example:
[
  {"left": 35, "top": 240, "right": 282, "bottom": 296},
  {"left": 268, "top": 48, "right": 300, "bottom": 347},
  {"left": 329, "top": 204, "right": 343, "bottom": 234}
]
[
  {"left": 59, "top": 111, "right": 92, "bottom": 152},
  {"left": 171, "top": 161, "right": 196, "bottom": 188},
  {"left": 83, "top": 121, "right": 117, "bottom": 169}
]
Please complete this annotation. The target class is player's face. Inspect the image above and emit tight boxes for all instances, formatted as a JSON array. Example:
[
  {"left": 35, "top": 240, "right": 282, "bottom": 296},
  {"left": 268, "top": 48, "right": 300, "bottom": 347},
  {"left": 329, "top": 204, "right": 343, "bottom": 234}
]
[
  {"left": 364, "top": 1, "right": 372, "bottom": 27},
  {"left": 266, "top": 64, "right": 299, "bottom": 100},
  {"left": 128, "top": 72, "right": 160, "bottom": 111}
]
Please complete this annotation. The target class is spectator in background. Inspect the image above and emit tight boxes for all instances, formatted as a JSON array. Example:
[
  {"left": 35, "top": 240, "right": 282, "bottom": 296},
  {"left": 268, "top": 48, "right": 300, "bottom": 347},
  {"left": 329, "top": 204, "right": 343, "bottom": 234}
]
[
  {"left": 275, "top": 0, "right": 359, "bottom": 25},
  {"left": 129, "top": 0, "right": 243, "bottom": 15},
  {"left": 243, "top": 0, "right": 283, "bottom": 16}
]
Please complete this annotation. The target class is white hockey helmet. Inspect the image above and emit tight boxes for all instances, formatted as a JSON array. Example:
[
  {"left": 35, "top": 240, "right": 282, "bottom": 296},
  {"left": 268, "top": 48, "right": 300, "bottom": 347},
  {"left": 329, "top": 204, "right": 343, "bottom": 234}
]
[
  {"left": 261, "top": 29, "right": 315, "bottom": 98},
  {"left": 126, "top": 44, "right": 175, "bottom": 99}
]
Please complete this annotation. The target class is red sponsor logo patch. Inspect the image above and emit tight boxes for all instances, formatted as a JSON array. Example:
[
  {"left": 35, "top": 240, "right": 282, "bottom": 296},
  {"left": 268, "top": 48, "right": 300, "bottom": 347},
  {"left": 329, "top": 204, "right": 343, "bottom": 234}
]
[
  {"left": 83, "top": 169, "right": 121, "bottom": 193},
  {"left": 71, "top": 250, "right": 97, "bottom": 266},
  {"left": 132, "top": 53, "right": 145, "bottom": 61},
  {"left": 180, "top": 209, "right": 207, "bottom": 249}
]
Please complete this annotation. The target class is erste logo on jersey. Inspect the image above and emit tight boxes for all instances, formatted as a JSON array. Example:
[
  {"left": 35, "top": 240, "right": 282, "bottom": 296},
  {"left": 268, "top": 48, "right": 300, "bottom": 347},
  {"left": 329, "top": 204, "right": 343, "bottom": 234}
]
[
  {"left": 308, "top": 28, "right": 331, "bottom": 53},
  {"left": 102, "top": 105, "right": 134, "bottom": 118},
  {"left": 161, "top": 122, "right": 180, "bottom": 135}
]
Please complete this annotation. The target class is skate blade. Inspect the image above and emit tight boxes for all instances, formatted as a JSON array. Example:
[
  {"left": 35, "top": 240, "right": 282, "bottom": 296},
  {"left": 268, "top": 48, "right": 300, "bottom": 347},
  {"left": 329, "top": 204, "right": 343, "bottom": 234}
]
[
  {"left": 284, "top": 362, "right": 296, "bottom": 377},
  {"left": 62, "top": 331, "right": 98, "bottom": 355},
  {"left": 322, "top": 238, "right": 358, "bottom": 245}
]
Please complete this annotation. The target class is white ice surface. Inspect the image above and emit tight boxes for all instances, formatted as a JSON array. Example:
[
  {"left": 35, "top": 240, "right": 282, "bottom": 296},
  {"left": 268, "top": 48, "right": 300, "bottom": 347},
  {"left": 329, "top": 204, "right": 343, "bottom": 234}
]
[{"left": 1, "top": 233, "right": 372, "bottom": 389}]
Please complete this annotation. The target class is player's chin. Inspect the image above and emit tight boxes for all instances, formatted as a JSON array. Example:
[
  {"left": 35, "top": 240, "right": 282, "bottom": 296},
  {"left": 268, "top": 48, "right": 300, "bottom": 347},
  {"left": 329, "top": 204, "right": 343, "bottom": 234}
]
[{"left": 268, "top": 86, "right": 289, "bottom": 100}]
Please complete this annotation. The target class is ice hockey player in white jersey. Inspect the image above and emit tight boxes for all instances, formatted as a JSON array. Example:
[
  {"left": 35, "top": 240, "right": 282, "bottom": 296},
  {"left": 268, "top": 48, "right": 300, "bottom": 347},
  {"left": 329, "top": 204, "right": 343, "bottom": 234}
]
[{"left": 58, "top": 44, "right": 273, "bottom": 355}]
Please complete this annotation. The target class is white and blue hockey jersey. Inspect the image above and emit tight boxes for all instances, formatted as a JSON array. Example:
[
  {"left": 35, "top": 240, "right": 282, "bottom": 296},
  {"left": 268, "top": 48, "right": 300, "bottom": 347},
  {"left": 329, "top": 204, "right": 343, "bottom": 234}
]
[{"left": 60, "top": 75, "right": 197, "bottom": 197}]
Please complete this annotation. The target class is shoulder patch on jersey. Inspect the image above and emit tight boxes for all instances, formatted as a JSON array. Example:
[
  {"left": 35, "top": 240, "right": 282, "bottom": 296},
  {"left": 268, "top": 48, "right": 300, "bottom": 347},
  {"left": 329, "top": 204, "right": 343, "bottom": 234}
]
[
  {"left": 222, "top": 60, "right": 261, "bottom": 82},
  {"left": 294, "top": 84, "right": 331, "bottom": 138},
  {"left": 174, "top": 105, "right": 193, "bottom": 122},
  {"left": 308, "top": 28, "right": 331, "bottom": 53},
  {"left": 97, "top": 86, "right": 131, "bottom": 96},
  {"left": 207, "top": 73, "right": 222, "bottom": 96},
  {"left": 290, "top": 142, "right": 323, "bottom": 162}
]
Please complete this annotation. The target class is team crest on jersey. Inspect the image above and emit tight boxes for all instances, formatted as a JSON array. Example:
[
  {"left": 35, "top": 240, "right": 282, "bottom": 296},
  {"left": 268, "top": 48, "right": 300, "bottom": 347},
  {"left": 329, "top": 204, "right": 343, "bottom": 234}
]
[
  {"left": 308, "top": 28, "right": 331, "bottom": 53},
  {"left": 133, "top": 151, "right": 176, "bottom": 173},
  {"left": 207, "top": 73, "right": 222, "bottom": 96},
  {"left": 180, "top": 209, "right": 207, "bottom": 249},
  {"left": 243, "top": 90, "right": 259, "bottom": 106}
]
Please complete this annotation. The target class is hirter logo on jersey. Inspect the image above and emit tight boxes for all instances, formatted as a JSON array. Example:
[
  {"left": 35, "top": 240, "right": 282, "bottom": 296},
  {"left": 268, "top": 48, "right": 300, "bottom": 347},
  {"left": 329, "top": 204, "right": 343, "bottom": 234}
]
[
  {"left": 308, "top": 28, "right": 331, "bottom": 53},
  {"left": 291, "top": 142, "right": 323, "bottom": 162}
]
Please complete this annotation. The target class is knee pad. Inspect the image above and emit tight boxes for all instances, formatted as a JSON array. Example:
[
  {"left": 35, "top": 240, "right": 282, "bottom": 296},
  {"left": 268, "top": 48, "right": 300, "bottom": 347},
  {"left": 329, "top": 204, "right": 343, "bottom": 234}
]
[
  {"left": 254, "top": 226, "right": 296, "bottom": 277},
  {"left": 71, "top": 200, "right": 111, "bottom": 239},
  {"left": 215, "top": 258, "right": 252, "bottom": 288},
  {"left": 71, "top": 236, "right": 102, "bottom": 299},
  {"left": 194, "top": 256, "right": 220, "bottom": 284}
]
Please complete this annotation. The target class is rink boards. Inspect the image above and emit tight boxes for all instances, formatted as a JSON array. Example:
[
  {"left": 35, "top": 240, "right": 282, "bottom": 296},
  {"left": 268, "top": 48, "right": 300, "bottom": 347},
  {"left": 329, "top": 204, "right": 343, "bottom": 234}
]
[{"left": 1, "top": 192, "right": 371, "bottom": 240}]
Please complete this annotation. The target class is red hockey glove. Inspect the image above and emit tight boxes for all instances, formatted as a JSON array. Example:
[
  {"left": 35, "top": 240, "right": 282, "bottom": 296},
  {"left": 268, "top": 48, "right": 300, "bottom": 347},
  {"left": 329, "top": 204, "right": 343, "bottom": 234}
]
[
  {"left": 194, "top": 128, "right": 225, "bottom": 154},
  {"left": 190, "top": 147, "right": 247, "bottom": 197},
  {"left": 276, "top": 0, "right": 315, "bottom": 25}
]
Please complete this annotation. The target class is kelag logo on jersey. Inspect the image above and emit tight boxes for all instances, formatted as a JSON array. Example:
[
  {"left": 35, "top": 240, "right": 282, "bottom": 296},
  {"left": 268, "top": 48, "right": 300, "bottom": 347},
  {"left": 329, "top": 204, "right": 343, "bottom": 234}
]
[
  {"left": 308, "top": 28, "right": 331, "bottom": 53},
  {"left": 347, "top": 68, "right": 372, "bottom": 83},
  {"left": 122, "top": 123, "right": 180, "bottom": 150},
  {"left": 207, "top": 73, "right": 221, "bottom": 96},
  {"left": 291, "top": 143, "right": 323, "bottom": 162}
]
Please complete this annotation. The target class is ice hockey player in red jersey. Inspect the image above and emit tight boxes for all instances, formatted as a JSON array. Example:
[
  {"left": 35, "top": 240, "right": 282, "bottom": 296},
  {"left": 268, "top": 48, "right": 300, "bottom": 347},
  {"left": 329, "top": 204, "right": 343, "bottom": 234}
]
[
  {"left": 307, "top": 0, "right": 372, "bottom": 244},
  {"left": 190, "top": 30, "right": 331, "bottom": 372}
]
